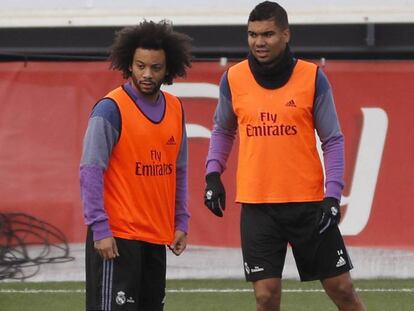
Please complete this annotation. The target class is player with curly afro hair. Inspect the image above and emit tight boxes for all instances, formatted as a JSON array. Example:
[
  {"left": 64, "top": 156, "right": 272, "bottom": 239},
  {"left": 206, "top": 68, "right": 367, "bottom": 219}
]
[
  {"left": 81, "top": 20, "right": 192, "bottom": 311},
  {"left": 109, "top": 20, "right": 192, "bottom": 84}
]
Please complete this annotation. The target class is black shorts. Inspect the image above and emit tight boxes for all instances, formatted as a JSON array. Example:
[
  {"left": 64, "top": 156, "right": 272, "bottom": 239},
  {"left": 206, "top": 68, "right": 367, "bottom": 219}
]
[
  {"left": 240, "top": 202, "right": 353, "bottom": 282},
  {"left": 85, "top": 228, "right": 166, "bottom": 311}
]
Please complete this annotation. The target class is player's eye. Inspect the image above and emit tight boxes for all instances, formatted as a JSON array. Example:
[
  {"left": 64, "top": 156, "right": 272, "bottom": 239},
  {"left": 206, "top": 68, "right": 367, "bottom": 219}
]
[{"left": 248, "top": 32, "right": 257, "bottom": 38}]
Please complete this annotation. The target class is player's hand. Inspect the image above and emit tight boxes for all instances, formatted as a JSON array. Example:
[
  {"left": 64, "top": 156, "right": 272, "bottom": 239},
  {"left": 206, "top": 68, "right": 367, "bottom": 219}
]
[
  {"left": 94, "top": 237, "right": 119, "bottom": 260},
  {"left": 318, "top": 197, "right": 341, "bottom": 234},
  {"left": 204, "top": 172, "right": 226, "bottom": 217},
  {"left": 169, "top": 230, "right": 187, "bottom": 256}
]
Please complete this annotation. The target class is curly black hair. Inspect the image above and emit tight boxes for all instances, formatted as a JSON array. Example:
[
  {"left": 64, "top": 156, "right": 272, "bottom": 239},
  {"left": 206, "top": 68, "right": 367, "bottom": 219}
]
[{"left": 109, "top": 20, "right": 192, "bottom": 85}]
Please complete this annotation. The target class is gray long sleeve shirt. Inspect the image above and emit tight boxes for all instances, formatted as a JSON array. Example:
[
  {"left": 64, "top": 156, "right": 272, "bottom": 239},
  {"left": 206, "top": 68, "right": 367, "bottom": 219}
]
[
  {"left": 206, "top": 67, "right": 345, "bottom": 200},
  {"left": 80, "top": 81, "right": 189, "bottom": 241}
]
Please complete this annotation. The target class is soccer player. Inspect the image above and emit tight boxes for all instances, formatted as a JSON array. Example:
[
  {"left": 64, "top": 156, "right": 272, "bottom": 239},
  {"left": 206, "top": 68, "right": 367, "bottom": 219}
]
[
  {"left": 204, "top": 2, "right": 366, "bottom": 310},
  {"left": 80, "top": 20, "right": 191, "bottom": 311}
]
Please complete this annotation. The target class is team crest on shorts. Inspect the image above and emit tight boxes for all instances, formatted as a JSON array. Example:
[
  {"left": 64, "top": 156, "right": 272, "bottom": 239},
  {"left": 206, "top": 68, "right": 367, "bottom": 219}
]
[{"left": 116, "top": 291, "right": 126, "bottom": 305}]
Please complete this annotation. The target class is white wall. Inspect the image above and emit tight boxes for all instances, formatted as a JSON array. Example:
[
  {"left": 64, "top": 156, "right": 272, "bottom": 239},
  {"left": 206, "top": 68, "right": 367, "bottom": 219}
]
[{"left": 1, "top": 0, "right": 414, "bottom": 27}]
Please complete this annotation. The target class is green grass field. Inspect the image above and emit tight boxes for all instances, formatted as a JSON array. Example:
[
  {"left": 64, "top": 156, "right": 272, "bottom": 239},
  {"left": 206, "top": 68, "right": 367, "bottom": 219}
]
[{"left": 1, "top": 279, "right": 414, "bottom": 310}]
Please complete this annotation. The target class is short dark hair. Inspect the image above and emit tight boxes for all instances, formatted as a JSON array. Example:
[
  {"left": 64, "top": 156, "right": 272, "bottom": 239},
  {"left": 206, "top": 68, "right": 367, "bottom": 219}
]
[
  {"left": 109, "top": 20, "right": 192, "bottom": 84},
  {"left": 248, "top": 1, "right": 289, "bottom": 30}
]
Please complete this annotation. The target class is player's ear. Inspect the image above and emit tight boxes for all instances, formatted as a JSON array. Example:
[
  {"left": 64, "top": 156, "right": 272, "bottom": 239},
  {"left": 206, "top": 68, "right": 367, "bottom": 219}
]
[{"left": 283, "top": 28, "right": 290, "bottom": 44}]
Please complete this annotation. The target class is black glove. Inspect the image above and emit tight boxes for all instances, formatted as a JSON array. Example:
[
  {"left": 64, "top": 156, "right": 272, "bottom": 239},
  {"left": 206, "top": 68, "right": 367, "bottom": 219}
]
[
  {"left": 318, "top": 197, "right": 341, "bottom": 234},
  {"left": 204, "top": 172, "right": 226, "bottom": 217}
]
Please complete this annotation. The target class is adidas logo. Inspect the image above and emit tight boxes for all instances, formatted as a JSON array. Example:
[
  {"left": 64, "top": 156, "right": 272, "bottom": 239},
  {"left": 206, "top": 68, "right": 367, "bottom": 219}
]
[
  {"left": 166, "top": 136, "right": 176, "bottom": 145},
  {"left": 336, "top": 256, "right": 346, "bottom": 268},
  {"left": 285, "top": 99, "right": 296, "bottom": 107}
]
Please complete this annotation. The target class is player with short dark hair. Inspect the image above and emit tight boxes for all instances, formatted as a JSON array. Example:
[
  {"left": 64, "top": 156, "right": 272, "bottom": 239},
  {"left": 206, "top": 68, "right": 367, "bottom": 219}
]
[
  {"left": 80, "top": 20, "right": 192, "bottom": 311},
  {"left": 204, "top": 2, "right": 366, "bottom": 310}
]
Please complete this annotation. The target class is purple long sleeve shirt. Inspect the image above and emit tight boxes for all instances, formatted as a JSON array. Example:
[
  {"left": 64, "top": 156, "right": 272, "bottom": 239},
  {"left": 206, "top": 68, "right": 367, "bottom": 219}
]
[
  {"left": 206, "top": 66, "right": 344, "bottom": 201},
  {"left": 80, "top": 81, "right": 189, "bottom": 241}
]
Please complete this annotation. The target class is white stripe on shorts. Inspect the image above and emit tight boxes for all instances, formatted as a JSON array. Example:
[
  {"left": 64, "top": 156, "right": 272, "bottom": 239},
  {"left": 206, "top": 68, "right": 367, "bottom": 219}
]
[{"left": 101, "top": 260, "right": 114, "bottom": 311}]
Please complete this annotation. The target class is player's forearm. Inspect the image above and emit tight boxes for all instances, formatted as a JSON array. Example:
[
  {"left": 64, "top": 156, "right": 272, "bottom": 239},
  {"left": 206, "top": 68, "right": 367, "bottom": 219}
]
[
  {"left": 80, "top": 165, "right": 112, "bottom": 240},
  {"left": 175, "top": 204, "right": 190, "bottom": 234},
  {"left": 322, "top": 135, "right": 345, "bottom": 200},
  {"left": 175, "top": 155, "right": 189, "bottom": 233},
  {"left": 206, "top": 124, "right": 236, "bottom": 174}
]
